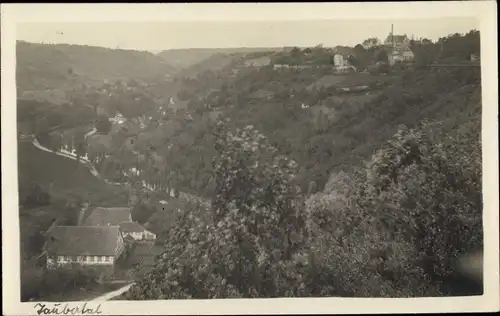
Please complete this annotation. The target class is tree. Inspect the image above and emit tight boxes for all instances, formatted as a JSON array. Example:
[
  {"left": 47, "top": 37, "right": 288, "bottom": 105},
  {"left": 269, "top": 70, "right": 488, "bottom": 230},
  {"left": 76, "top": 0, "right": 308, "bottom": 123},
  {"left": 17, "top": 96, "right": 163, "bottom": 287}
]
[
  {"left": 73, "top": 132, "right": 87, "bottom": 164},
  {"left": 362, "top": 37, "right": 382, "bottom": 49},
  {"left": 95, "top": 115, "right": 112, "bottom": 133},
  {"left": 374, "top": 48, "right": 388, "bottom": 63},
  {"left": 351, "top": 44, "right": 371, "bottom": 70},
  {"left": 125, "top": 119, "right": 309, "bottom": 299},
  {"left": 131, "top": 202, "right": 156, "bottom": 224},
  {"left": 305, "top": 122, "right": 482, "bottom": 297}
]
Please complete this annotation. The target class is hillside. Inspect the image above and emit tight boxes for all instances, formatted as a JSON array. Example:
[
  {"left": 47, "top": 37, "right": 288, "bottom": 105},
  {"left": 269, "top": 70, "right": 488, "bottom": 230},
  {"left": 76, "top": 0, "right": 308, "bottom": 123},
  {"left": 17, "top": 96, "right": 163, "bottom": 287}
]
[
  {"left": 16, "top": 41, "right": 178, "bottom": 93},
  {"left": 157, "top": 47, "right": 283, "bottom": 69},
  {"left": 148, "top": 65, "right": 480, "bottom": 198},
  {"left": 175, "top": 52, "right": 243, "bottom": 79}
]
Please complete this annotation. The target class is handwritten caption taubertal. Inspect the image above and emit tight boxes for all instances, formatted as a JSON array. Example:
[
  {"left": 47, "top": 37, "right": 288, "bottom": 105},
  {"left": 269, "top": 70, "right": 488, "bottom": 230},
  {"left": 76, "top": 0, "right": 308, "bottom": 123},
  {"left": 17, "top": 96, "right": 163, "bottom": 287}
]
[{"left": 34, "top": 303, "right": 102, "bottom": 315}]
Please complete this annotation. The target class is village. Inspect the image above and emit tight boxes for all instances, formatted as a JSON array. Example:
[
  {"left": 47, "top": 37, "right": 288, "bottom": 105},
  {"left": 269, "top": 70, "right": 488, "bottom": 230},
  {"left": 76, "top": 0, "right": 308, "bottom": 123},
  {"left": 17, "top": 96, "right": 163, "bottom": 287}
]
[{"left": 14, "top": 17, "right": 484, "bottom": 303}]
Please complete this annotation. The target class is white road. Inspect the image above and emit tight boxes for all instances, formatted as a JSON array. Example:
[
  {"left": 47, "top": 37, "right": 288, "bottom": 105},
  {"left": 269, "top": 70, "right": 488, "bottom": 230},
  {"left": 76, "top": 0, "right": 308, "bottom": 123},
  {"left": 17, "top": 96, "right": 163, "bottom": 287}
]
[{"left": 91, "top": 283, "right": 135, "bottom": 301}]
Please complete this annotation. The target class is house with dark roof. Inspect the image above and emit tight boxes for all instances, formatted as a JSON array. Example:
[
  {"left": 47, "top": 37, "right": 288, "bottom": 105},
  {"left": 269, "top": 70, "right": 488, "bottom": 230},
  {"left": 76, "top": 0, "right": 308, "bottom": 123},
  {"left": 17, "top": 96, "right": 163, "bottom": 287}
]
[
  {"left": 81, "top": 206, "right": 132, "bottom": 226},
  {"left": 44, "top": 226, "right": 126, "bottom": 272},
  {"left": 119, "top": 221, "right": 157, "bottom": 242}
]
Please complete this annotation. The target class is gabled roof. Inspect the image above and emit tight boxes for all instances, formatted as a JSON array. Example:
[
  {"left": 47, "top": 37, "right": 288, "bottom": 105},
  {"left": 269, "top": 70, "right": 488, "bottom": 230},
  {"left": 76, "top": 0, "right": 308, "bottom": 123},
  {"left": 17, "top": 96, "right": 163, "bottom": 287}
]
[
  {"left": 46, "top": 226, "right": 121, "bottom": 256},
  {"left": 82, "top": 207, "right": 132, "bottom": 226},
  {"left": 384, "top": 34, "right": 409, "bottom": 44},
  {"left": 333, "top": 46, "right": 355, "bottom": 58},
  {"left": 119, "top": 221, "right": 145, "bottom": 233}
]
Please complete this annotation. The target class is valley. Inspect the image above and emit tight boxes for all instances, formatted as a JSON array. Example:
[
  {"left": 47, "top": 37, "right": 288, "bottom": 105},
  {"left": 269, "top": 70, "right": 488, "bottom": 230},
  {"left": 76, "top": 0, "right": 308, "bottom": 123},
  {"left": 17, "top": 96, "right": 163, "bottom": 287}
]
[{"left": 16, "top": 28, "right": 483, "bottom": 301}]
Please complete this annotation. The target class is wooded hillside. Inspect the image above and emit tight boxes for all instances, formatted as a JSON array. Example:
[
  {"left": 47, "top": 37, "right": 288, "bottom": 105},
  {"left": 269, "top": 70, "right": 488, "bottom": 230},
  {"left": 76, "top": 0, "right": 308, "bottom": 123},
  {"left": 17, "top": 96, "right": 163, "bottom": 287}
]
[{"left": 16, "top": 41, "right": 177, "bottom": 92}]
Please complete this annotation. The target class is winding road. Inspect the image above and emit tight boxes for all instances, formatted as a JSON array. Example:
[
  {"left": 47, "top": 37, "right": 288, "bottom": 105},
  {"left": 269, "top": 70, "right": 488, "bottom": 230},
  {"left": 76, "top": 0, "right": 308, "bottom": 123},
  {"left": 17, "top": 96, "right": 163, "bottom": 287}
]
[{"left": 30, "top": 131, "right": 211, "bottom": 205}]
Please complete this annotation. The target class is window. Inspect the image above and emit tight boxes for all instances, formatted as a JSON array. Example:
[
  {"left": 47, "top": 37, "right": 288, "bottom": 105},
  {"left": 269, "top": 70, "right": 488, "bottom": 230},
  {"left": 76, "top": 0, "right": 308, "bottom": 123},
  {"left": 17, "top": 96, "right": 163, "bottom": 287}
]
[
  {"left": 102, "top": 256, "right": 107, "bottom": 262},
  {"left": 89, "top": 256, "right": 95, "bottom": 262},
  {"left": 97, "top": 256, "right": 102, "bottom": 262}
]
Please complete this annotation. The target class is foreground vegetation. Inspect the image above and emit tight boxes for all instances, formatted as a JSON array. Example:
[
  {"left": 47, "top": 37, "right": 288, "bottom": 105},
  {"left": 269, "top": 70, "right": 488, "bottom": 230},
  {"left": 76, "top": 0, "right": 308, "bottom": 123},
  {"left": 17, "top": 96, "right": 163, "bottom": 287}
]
[{"left": 125, "top": 103, "right": 482, "bottom": 298}]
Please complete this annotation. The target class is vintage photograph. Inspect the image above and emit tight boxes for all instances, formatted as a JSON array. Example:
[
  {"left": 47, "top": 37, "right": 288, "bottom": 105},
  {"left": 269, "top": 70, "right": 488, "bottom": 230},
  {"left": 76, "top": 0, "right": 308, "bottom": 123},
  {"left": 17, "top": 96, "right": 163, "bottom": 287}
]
[{"left": 2, "top": 3, "right": 498, "bottom": 314}]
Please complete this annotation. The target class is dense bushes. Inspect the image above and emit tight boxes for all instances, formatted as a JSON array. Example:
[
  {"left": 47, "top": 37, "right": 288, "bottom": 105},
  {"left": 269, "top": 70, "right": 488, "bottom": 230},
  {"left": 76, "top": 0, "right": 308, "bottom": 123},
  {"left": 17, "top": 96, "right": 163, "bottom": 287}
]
[
  {"left": 125, "top": 121, "right": 311, "bottom": 299},
  {"left": 306, "top": 121, "right": 482, "bottom": 296},
  {"left": 95, "top": 115, "right": 112, "bottom": 133},
  {"left": 125, "top": 110, "right": 482, "bottom": 298}
]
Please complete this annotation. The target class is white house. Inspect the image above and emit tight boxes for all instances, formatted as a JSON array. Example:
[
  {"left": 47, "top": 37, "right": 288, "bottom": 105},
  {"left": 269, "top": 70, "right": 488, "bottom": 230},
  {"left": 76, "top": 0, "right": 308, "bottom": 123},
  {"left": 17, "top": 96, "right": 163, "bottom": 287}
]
[
  {"left": 119, "top": 222, "right": 157, "bottom": 241},
  {"left": 244, "top": 56, "right": 271, "bottom": 67},
  {"left": 402, "top": 49, "right": 415, "bottom": 61},
  {"left": 333, "top": 53, "right": 356, "bottom": 73},
  {"left": 388, "top": 48, "right": 415, "bottom": 66},
  {"left": 109, "top": 112, "right": 126, "bottom": 124}
]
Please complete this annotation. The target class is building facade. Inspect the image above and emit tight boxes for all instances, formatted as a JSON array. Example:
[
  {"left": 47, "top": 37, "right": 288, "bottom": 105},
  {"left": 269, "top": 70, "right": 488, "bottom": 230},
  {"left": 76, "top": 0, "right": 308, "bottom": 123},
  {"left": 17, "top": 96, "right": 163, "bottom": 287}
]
[{"left": 45, "top": 226, "right": 126, "bottom": 276}]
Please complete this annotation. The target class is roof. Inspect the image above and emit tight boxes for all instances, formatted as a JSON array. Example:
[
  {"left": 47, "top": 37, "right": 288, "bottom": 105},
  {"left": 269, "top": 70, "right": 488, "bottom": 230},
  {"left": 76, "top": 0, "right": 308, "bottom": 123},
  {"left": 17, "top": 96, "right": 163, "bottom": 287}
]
[
  {"left": 82, "top": 207, "right": 132, "bottom": 226},
  {"left": 333, "top": 46, "right": 355, "bottom": 58},
  {"left": 119, "top": 221, "right": 145, "bottom": 233},
  {"left": 384, "top": 34, "right": 409, "bottom": 44},
  {"left": 46, "top": 226, "right": 121, "bottom": 256}
]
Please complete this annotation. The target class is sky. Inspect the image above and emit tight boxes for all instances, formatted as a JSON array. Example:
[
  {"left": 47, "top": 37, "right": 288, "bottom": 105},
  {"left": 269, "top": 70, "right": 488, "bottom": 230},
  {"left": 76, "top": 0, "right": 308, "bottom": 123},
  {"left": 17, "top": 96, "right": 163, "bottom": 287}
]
[{"left": 16, "top": 18, "right": 479, "bottom": 53}]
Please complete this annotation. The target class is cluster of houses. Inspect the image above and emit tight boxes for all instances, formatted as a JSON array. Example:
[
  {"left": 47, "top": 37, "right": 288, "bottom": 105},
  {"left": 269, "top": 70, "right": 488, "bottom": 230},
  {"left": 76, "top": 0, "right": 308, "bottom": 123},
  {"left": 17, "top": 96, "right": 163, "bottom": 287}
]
[
  {"left": 43, "top": 205, "right": 157, "bottom": 278},
  {"left": 253, "top": 29, "right": 420, "bottom": 73},
  {"left": 383, "top": 33, "right": 415, "bottom": 66}
]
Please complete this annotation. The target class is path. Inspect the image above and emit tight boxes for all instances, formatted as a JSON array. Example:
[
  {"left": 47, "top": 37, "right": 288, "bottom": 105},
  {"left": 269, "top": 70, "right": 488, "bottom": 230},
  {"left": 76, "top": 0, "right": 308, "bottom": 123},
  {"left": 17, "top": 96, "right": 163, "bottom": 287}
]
[
  {"left": 31, "top": 135, "right": 210, "bottom": 205},
  {"left": 84, "top": 127, "right": 97, "bottom": 139},
  {"left": 32, "top": 138, "right": 100, "bottom": 177},
  {"left": 90, "top": 283, "right": 135, "bottom": 301}
]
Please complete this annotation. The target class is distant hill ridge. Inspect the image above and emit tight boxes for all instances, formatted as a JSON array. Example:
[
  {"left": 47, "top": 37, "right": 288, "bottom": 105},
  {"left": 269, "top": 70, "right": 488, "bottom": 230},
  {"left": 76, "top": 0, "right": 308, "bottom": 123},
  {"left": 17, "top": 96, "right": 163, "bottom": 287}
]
[
  {"left": 16, "top": 41, "right": 178, "bottom": 92},
  {"left": 156, "top": 47, "right": 285, "bottom": 69}
]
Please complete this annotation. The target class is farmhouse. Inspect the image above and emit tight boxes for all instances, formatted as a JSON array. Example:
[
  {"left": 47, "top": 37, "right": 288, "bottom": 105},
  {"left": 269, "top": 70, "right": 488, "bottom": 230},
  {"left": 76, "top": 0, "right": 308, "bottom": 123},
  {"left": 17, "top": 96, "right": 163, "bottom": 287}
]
[{"left": 44, "top": 226, "right": 126, "bottom": 276}]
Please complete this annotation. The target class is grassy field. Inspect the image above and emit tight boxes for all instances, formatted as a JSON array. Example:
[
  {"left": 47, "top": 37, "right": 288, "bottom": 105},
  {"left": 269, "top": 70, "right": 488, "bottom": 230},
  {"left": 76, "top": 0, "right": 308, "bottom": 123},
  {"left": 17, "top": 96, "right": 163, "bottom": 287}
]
[
  {"left": 30, "top": 282, "right": 129, "bottom": 302},
  {"left": 18, "top": 139, "right": 129, "bottom": 257},
  {"left": 18, "top": 141, "right": 110, "bottom": 195}
]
